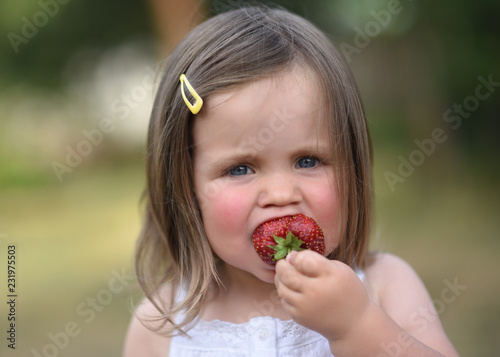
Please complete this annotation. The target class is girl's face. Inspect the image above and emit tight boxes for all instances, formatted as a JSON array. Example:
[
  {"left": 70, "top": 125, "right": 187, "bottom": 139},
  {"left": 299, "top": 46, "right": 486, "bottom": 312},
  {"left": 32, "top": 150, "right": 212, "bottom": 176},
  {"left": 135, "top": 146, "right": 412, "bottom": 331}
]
[{"left": 192, "top": 69, "right": 341, "bottom": 284}]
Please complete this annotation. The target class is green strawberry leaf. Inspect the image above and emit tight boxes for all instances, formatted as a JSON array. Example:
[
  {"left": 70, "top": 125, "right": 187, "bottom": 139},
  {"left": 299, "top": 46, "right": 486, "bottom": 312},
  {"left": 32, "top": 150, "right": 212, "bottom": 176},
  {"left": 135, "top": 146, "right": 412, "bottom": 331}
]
[
  {"left": 268, "top": 233, "right": 305, "bottom": 261},
  {"left": 274, "top": 250, "right": 288, "bottom": 260},
  {"left": 273, "top": 235, "right": 286, "bottom": 244}
]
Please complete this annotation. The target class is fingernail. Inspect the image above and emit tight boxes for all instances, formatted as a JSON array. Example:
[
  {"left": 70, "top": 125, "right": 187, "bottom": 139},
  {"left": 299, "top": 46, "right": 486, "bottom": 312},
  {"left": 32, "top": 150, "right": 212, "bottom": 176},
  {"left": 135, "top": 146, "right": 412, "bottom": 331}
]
[{"left": 286, "top": 250, "right": 296, "bottom": 262}]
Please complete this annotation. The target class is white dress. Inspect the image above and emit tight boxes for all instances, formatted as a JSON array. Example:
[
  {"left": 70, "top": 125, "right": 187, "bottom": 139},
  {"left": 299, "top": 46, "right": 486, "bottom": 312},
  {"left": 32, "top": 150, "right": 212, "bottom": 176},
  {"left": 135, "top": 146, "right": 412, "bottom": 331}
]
[{"left": 169, "top": 270, "right": 365, "bottom": 356}]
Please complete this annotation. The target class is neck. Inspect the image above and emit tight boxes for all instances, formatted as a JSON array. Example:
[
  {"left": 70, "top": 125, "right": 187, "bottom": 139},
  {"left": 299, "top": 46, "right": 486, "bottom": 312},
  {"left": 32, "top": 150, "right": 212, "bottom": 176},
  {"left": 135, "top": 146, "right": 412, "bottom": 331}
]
[
  {"left": 202, "top": 263, "right": 290, "bottom": 323},
  {"left": 222, "top": 264, "right": 274, "bottom": 293}
]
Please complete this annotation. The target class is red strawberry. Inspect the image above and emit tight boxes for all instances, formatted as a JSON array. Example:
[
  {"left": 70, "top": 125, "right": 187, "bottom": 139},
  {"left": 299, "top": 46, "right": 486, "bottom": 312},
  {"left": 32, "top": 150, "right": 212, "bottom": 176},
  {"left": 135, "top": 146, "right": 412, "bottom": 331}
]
[
  {"left": 252, "top": 216, "right": 292, "bottom": 265},
  {"left": 287, "top": 214, "right": 326, "bottom": 257},
  {"left": 252, "top": 213, "right": 325, "bottom": 265}
]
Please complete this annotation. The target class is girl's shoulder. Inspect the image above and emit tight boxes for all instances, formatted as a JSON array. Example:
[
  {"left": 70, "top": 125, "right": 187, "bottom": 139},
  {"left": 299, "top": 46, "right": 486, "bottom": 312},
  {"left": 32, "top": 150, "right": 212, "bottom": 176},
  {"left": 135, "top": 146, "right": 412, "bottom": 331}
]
[
  {"left": 362, "top": 252, "right": 459, "bottom": 355},
  {"left": 362, "top": 252, "right": 458, "bottom": 352},
  {"left": 123, "top": 285, "right": 173, "bottom": 357},
  {"left": 364, "top": 251, "right": 420, "bottom": 284},
  {"left": 363, "top": 252, "right": 429, "bottom": 307}
]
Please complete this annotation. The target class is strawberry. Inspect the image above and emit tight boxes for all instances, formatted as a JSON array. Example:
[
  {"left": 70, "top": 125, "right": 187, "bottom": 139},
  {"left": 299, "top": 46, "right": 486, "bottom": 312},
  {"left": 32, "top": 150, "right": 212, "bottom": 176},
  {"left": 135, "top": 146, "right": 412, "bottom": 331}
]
[
  {"left": 287, "top": 214, "right": 326, "bottom": 257},
  {"left": 252, "top": 213, "right": 325, "bottom": 265}
]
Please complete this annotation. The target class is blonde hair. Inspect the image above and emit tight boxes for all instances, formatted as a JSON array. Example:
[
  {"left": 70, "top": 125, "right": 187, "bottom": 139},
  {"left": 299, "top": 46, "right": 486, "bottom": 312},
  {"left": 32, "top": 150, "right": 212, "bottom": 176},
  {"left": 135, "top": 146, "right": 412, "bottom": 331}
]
[{"left": 135, "top": 6, "right": 372, "bottom": 334}]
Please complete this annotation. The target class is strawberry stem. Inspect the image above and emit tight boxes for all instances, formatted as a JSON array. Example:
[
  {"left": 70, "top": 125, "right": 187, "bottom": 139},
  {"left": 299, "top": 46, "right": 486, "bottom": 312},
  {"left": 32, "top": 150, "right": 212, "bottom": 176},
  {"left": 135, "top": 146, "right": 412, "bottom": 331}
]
[{"left": 268, "top": 232, "right": 304, "bottom": 261}]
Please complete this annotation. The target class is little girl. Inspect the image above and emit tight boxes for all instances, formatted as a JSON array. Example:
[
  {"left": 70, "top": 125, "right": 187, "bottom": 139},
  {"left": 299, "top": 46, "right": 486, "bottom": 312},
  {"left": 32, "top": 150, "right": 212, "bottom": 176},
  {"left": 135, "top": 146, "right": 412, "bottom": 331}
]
[{"left": 124, "top": 6, "right": 459, "bottom": 357}]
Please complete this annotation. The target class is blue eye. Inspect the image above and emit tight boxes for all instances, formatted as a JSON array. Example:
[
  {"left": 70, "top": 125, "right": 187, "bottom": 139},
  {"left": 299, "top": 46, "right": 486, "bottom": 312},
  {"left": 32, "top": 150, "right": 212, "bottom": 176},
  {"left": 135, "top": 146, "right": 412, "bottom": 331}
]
[
  {"left": 228, "top": 165, "right": 253, "bottom": 176},
  {"left": 296, "top": 156, "right": 320, "bottom": 169}
]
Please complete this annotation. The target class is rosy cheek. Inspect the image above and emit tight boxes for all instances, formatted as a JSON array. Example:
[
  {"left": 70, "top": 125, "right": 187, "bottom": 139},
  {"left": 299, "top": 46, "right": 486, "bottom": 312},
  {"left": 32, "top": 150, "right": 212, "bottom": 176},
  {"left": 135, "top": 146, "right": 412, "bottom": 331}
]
[
  {"left": 309, "top": 180, "right": 338, "bottom": 213},
  {"left": 307, "top": 181, "right": 341, "bottom": 251},
  {"left": 208, "top": 189, "right": 252, "bottom": 229}
]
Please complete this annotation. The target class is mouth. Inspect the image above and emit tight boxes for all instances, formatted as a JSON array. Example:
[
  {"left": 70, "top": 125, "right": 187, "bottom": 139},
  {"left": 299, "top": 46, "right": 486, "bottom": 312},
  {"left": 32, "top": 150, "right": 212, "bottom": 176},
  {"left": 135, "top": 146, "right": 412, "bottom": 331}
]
[
  {"left": 257, "top": 214, "right": 294, "bottom": 229},
  {"left": 252, "top": 213, "right": 325, "bottom": 265}
]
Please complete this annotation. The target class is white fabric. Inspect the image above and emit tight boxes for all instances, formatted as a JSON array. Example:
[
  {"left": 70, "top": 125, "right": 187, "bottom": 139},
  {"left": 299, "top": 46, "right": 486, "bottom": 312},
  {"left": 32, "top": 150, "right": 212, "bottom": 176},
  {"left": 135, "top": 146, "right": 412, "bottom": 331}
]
[
  {"left": 169, "top": 269, "right": 364, "bottom": 356},
  {"left": 169, "top": 316, "right": 331, "bottom": 356}
]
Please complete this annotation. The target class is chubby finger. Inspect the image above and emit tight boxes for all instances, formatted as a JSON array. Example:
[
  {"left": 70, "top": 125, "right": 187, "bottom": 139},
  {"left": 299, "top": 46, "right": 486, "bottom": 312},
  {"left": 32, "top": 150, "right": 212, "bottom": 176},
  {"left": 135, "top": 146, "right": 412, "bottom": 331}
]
[
  {"left": 286, "top": 250, "right": 325, "bottom": 277},
  {"left": 274, "top": 277, "right": 301, "bottom": 306},
  {"left": 275, "top": 259, "right": 303, "bottom": 292},
  {"left": 274, "top": 269, "right": 302, "bottom": 307},
  {"left": 278, "top": 294, "right": 301, "bottom": 318}
]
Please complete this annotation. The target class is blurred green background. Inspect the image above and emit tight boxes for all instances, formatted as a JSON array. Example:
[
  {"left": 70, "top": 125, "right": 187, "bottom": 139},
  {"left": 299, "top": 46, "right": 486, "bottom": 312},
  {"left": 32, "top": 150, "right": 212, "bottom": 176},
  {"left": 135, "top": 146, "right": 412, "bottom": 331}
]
[{"left": 0, "top": 0, "right": 499, "bottom": 356}]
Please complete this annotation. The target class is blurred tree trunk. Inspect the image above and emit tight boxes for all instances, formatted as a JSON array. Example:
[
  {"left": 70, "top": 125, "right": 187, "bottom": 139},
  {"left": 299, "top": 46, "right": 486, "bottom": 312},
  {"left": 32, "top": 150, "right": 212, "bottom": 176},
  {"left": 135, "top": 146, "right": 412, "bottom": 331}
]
[{"left": 147, "top": 0, "right": 206, "bottom": 56}]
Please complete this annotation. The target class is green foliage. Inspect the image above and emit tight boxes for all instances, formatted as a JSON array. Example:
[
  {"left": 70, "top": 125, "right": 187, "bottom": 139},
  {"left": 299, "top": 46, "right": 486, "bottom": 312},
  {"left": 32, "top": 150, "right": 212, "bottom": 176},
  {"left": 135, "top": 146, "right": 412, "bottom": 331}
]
[{"left": 1, "top": 0, "right": 153, "bottom": 89}]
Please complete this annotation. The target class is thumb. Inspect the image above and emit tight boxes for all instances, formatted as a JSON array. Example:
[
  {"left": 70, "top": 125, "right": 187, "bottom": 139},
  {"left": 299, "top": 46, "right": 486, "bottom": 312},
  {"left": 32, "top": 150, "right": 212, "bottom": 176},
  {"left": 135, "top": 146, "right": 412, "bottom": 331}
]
[{"left": 287, "top": 249, "right": 324, "bottom": 277}]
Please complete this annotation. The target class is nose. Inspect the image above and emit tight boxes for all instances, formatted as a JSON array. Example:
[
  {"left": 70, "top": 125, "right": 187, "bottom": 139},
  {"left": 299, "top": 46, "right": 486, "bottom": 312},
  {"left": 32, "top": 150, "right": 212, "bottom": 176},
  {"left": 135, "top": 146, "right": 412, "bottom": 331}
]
[{"left": 257, "top": 171, "right": 302, "bottom": 208}]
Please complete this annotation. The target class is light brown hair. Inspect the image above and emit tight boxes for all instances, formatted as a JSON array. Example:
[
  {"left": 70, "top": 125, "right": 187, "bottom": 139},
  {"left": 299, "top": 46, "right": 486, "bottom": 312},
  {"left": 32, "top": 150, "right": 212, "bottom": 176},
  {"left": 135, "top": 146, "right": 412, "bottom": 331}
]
[{"left": 135, "top": 5, "right": 373, "bottom": 334}]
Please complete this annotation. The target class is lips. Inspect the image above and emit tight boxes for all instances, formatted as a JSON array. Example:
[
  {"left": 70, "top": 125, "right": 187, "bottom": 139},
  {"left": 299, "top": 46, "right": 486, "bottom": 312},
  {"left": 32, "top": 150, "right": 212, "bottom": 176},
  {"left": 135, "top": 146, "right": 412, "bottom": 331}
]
[{"left": 252, "top": 213, "right": 325, "bottom": 265}]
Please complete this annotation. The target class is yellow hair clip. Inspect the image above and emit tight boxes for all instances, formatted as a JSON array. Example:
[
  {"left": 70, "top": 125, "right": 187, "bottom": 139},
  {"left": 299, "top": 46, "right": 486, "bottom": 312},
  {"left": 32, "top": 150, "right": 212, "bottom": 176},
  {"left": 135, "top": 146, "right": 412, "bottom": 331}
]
[{"left": 179, "top": 74, "right": 203, "bottom": 114}]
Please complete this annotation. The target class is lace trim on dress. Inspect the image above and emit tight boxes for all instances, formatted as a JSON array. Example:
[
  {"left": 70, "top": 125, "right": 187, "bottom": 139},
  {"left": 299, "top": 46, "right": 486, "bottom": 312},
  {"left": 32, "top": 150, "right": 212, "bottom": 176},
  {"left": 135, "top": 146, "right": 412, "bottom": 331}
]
[
  {"left": 170, "top": 316, "right": 331, "bottom": 356},
  {"left": 168, "top": 269, "right": 364, "bottom": 356}
]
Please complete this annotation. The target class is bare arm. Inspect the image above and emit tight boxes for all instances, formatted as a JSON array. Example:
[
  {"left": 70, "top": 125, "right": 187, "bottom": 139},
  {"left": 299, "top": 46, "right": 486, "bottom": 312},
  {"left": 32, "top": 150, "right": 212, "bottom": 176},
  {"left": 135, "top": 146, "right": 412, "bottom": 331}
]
[
  {"left": 341, "top": 253, "right": 459, "bottom": 356},
  {"left": 274, "top": 251, "right": 459, "bottom": 356},
  {"left": 123, "top": 297, "right": 172, "bottom": 357}
]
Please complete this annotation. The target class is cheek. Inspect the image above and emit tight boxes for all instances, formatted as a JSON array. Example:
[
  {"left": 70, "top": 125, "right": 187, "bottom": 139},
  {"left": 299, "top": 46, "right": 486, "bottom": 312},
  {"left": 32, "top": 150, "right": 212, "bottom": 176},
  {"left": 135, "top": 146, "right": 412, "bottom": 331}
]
[
  {"left": 198, "top": 184, "right": 253, "bottom": 237},
  {"left": 305, "top": 178, "right": 342, "bottom": 253},
  {"left": 199, "top": 186, "right": 257, "bottom": 264}
]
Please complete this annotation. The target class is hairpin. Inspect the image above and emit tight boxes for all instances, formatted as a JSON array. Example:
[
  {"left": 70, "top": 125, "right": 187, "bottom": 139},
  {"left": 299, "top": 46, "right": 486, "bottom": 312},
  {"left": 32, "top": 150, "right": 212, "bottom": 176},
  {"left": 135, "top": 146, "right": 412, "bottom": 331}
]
[{"left": 179, "top": 74, "right": 203, "bottom": 114}]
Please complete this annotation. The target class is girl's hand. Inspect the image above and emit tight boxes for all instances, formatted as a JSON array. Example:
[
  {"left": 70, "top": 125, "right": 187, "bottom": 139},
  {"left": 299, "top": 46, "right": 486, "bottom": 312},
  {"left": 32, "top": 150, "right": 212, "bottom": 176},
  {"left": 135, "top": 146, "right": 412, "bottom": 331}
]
[{"left": 274, "top": 250, "right": 370, "bottom": 342}]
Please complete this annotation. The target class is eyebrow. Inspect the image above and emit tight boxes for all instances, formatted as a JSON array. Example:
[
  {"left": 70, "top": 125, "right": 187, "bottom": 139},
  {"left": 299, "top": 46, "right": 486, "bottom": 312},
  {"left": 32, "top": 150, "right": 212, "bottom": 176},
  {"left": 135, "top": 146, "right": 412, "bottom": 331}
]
[
  {"left": 207, "top": 152, "right": 258, "bottom": 177},
  {"left": 293, "top": 143, "right": 332, "bottom": 157}
]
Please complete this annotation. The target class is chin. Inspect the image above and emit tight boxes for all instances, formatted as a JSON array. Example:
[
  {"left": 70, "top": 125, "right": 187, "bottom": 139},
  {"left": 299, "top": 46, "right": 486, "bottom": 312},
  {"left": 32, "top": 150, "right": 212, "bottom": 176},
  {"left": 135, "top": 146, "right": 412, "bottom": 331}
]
[{"left": 256, "top": 268, "right": 276, "bottom": 284}]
